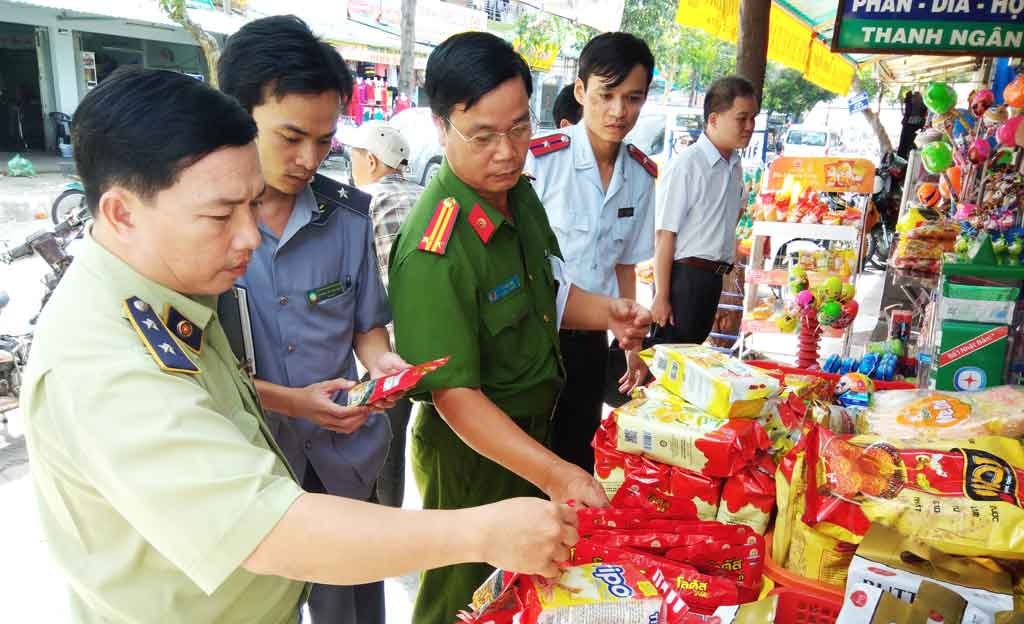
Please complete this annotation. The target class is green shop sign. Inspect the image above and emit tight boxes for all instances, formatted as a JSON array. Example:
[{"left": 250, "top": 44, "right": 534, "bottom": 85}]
[{"left": 833, "top": 0, "right": 1024, "bottom": 56}]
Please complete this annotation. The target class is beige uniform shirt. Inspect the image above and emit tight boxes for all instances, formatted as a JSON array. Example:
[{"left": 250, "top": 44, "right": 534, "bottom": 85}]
[{"left": 20, "top": 234, "right": 305, "bottom": 623}]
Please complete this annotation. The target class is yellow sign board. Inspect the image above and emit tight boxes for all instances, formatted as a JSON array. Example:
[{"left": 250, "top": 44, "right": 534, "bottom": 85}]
[
  {"left": 765, "top": 156, "right": 875, "bottom": 194},
  {"left": 805, "top": 38, "right": 856, "bottom": 95},
  {"left": 674, "top": 0, "right": 855, "bottom": 95},
  {"left": 513, "top": 38, "right": 559, "bottom": 72}
]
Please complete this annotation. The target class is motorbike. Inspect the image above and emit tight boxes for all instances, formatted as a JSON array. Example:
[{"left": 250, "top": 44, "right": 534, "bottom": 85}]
[
  {"left": 0, "top": 203, "right": 91, "bottom": 417},
  {"left": 863, "top": 151, "right": 907, "bottom": 270}
]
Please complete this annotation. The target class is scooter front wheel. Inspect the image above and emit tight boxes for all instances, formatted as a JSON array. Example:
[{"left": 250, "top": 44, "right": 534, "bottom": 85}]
[{"left": 51, "top": 189, "right": 86, "bottom": 225}]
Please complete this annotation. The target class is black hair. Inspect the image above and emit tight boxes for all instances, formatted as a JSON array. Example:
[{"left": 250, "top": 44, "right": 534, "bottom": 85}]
[
  {"left": 218, "top": 14, "right": 353, "bottom": 112},
  {"left": 424, "top": 31, "right": 532, "bottom": 120},
  {"left": 703, "top": 75, "right": 757, "bottom": 123},
  {"left": 552, "top": 84, "right": 582, "bottom": 126},
  {"left": 72, "top": 67, "right": 257, "bottom": 215},
  {"left": 578, "top": 32, "right": 655, "bottom": 91}
]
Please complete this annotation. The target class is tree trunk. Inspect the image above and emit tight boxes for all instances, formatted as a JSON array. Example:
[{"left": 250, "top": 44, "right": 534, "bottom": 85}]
[
  {"left": 399, "top": 0, "right": 417, "bottom": 102},
  {"left": 852, "top": 74, "right": 892, "bottom": 155},
  {"left": 736, "top": 0, "right": 770, "bottom": 102},
  {"left": 158, "top": 0, "right": 221, "bottom": 88}
]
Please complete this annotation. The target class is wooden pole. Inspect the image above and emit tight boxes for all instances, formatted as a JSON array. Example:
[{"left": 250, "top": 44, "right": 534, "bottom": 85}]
[{"left": 736, "top": 0, "right": 771, "bottom": 102}]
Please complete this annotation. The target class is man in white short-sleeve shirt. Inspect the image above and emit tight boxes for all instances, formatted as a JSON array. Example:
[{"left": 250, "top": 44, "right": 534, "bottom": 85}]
[{"left": 652, "top": 75, "right": 759, "bottom": 345}]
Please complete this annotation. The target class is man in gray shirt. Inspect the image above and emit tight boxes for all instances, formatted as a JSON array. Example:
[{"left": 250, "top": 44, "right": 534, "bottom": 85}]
[
  {"left": 652, "top": 75, "right": 758, "bottom": 344},
  {"left": 219, "top": 16, "right": 409, "bottom": 624}
]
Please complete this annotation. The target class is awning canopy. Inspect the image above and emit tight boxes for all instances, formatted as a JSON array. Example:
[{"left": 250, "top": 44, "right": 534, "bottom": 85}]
[{"left": 675, "top": 0, "right": 1000, "bottom": 96}]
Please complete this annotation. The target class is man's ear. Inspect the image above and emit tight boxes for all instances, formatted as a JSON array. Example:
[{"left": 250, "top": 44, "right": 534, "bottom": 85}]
[
  {"left": 96, "top": 187, "right": 140, "bottom": 237},
  {"left": 433, "top": 115, "right": 448, "bottom": 148},
  {"left": 573, "top": 78, "right": 586, "bottom": 107},
  {"left": 559, "top": 119, "right": 573, "bottom": 128}
]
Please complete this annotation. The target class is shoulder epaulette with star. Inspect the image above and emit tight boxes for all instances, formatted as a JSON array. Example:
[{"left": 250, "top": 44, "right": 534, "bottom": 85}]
[
  {"left": 310, "top": 173, "right": 371, "bottom": 224},
  {"left": 123, "top": 296, "right": 199, "bottom": 374},
  {"left": 627, "top": 144, "right": 658, "bottom": 178},
  {"left": 529, "top": 133, "right": 570, "bottom": 157},
  {"left": 418, "top": 197, "right": 460, "bottom": 255}
]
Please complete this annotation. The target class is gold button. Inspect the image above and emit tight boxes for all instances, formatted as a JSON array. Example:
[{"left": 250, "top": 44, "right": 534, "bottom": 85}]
[{"left": 543, "top": 314, "right": 550, "bottom": 323}]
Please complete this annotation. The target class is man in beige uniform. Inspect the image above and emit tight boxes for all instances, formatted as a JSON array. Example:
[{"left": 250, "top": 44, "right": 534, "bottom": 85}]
[{"left": 20, "top": 67, "right": 580, "bottom": 623}]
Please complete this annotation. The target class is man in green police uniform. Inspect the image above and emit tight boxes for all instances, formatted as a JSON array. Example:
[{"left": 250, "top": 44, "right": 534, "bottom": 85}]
[
  {"left": 388, "top": 33, "right": 653, "bottom": 624},
  {"left": 21, "top": 67, "right": 584, "bottom": 624}
]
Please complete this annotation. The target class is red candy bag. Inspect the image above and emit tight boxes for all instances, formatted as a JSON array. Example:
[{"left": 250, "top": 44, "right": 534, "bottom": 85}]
[{"left": 717, "top": 453, "right": 777, "bottom": 534}]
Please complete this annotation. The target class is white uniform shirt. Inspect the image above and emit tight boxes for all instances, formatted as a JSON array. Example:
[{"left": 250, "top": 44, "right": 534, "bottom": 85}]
[
  {"left": 656, "top": 133, "right": 744, "bottom": 264},
  {"left": 526, "top": 121, "right": 656, "bottom": 298}
]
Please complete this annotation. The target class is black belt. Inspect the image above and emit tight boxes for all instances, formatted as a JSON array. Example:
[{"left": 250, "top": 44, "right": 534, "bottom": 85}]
[
  {"left": 559, "top": 329, "right": 607, "bottom": 337},
  {"left": 674, "top": 256, "right": 733, "bottom": 275}
]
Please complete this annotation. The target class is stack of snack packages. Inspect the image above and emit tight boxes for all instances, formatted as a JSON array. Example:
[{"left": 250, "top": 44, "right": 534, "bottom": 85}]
[
  {"left": 596, "top": 344, "right": 781, "bottom": 536},
  {"left": 780, "top": 382, "right": 1024, "bottom": 622}
]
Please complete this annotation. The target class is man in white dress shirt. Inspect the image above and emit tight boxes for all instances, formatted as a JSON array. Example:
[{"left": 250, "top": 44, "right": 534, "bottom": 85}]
[
  {"left": 525, "top": 32, "right": 656, "bottom": 473},
  {"left": 652, "top": 75, "right": 758, "bottom": 344}
]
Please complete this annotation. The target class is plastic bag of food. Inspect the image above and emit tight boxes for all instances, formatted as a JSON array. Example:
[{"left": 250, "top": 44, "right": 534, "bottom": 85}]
[
  {"left": 594, "top": 418, "right": 722, "bottom": 519},
  {"left": 6, "top": 153, "right": 36, "bottom": 177},
  {"left": 518, "top": 563, "right": 663, "bottom": 624},
  {"left": 856, "top": 387, "right": 1024, "bottom": 440},
  {"left": 613, "top": 389, "right": 769, "bottom": 478},
  {"left": 717, "top": 454, "right": 776, "bottom": 534},
  {"left": 459, "top": 564, "right": 663, "bottom": 624},
  {"left": 641, "top": 345, "right": 780, "bottom": 419},
  {"left": 804, "top": 425, "right": 1024, "bottom": 559},
  {"left": 773, "top": 436, "right": 857, "bottom": 588},
  {"left": 571, "top": 540, "right": 744, "bottom": 612}
]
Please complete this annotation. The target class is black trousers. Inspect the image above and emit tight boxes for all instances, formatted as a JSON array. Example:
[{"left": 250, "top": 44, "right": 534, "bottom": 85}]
[
  {"left": 551, "top": 329, "right": 608, "bottom": 474},
  {"left": 652, "top": 262, "right": 724, "bottom": 345},
  {"left": 302, "top": 465, "right": 385, "bottom": 624}
]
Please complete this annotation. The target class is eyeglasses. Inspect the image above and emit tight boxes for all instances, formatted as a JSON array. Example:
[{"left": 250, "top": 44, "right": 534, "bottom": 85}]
[{"left": 444, "top": 115, "right": 535, "bottom": 152}]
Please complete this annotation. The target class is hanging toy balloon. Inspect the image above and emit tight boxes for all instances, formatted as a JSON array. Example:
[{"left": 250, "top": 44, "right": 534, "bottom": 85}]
[
  {"left": 821, "top": 276, "right": 843, "bottom": 301},
  {"left": 773, "top": 310, "right": 799, "bottom": 333},
  {"left": 967, "top": 138, "right": 991, "bottom": 164},
  {"left": 795, "top": 289, "right": 816, "bottom": 310},
  {"left": 840, "top": 282, "right": 856, "bottom": 304},
  {"left": 896, "top": 206, "right": 925, "bottom": 234},
  {"left": 788, "top": 266, "right": 809, "bottom": 295},
  {"left": 1004, "top": 75, "right": 1024, "bottom": 108},
  {"left": 832, "top": 299, "right": 860, "bottom": 330},
  {"left": 939, "top": 166, "right": 962, "bottom": 199},
  {"left": 996, "top": 115, "right": 1024, "bottom": 147},
  {"left": 923, "top": 82, "right": 957, "bottom": 115},
  {"left": 970, "top": 89, "right": 995, "bottom": 117},
  {"left": 818, "top": 300, "right": 842, "bottom": 326},
  {"left": 921, "top": 141, "right": 954, "bottom": 174},
  {"left": 916, "top": 182, "right": 941, "bottom": 207}
]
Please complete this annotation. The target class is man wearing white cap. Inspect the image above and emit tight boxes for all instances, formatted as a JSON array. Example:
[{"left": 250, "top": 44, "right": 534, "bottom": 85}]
[{"left": 346, "top": 121, "right": 424, "bottom": 508}]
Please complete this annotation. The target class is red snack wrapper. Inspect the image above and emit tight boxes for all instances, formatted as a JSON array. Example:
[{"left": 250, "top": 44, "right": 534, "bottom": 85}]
[
  {"left": 716, "top": 453, "right": 777, "bottom": 534},
  {"left": 345, "top": 356, "right": 449, "bottom": 406},
  {"left": 596, "top": 418, "right": 723, "bottom": 519},
  {"left": 803, "top": 424, "right": 1024, "bottom": 559},
  {"left": 612, "top": 391, "right": 770, "bottom": 478},
  {"left": 570, "top": 539, "right": 742, "bottom": 614},
  {"left": 577, "top": 507, "right": 704, "bottom": 535}
]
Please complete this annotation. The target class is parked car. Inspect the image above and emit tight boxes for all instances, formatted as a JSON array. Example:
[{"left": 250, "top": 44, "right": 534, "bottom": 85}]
[
  {"left": 389, "top": 107, "right": 444, "bottom": 186},
  {"left": 779, "top": 125, "right": 843, "bottom": 157},
  {"left": 625, "top": 104, "right": 704, "bottom": 168}
]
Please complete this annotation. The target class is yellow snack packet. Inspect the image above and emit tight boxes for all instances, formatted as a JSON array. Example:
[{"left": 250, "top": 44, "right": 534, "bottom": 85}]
[{"left": 641, "top": 344, "right": 780, "bottom": 419}]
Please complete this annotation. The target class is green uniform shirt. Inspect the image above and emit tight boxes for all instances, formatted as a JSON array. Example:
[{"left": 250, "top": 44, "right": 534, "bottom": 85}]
[
  {"left": 21, "top": 234, "right": 305, "bottom": 623},
  {"left": 389, "top": 160, "right": 564, "bottom": 418}
]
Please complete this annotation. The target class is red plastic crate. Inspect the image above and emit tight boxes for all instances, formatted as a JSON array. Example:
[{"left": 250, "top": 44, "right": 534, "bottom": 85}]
[{"left": 770, "top": 586, "right": 843, "bottom": 624}]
